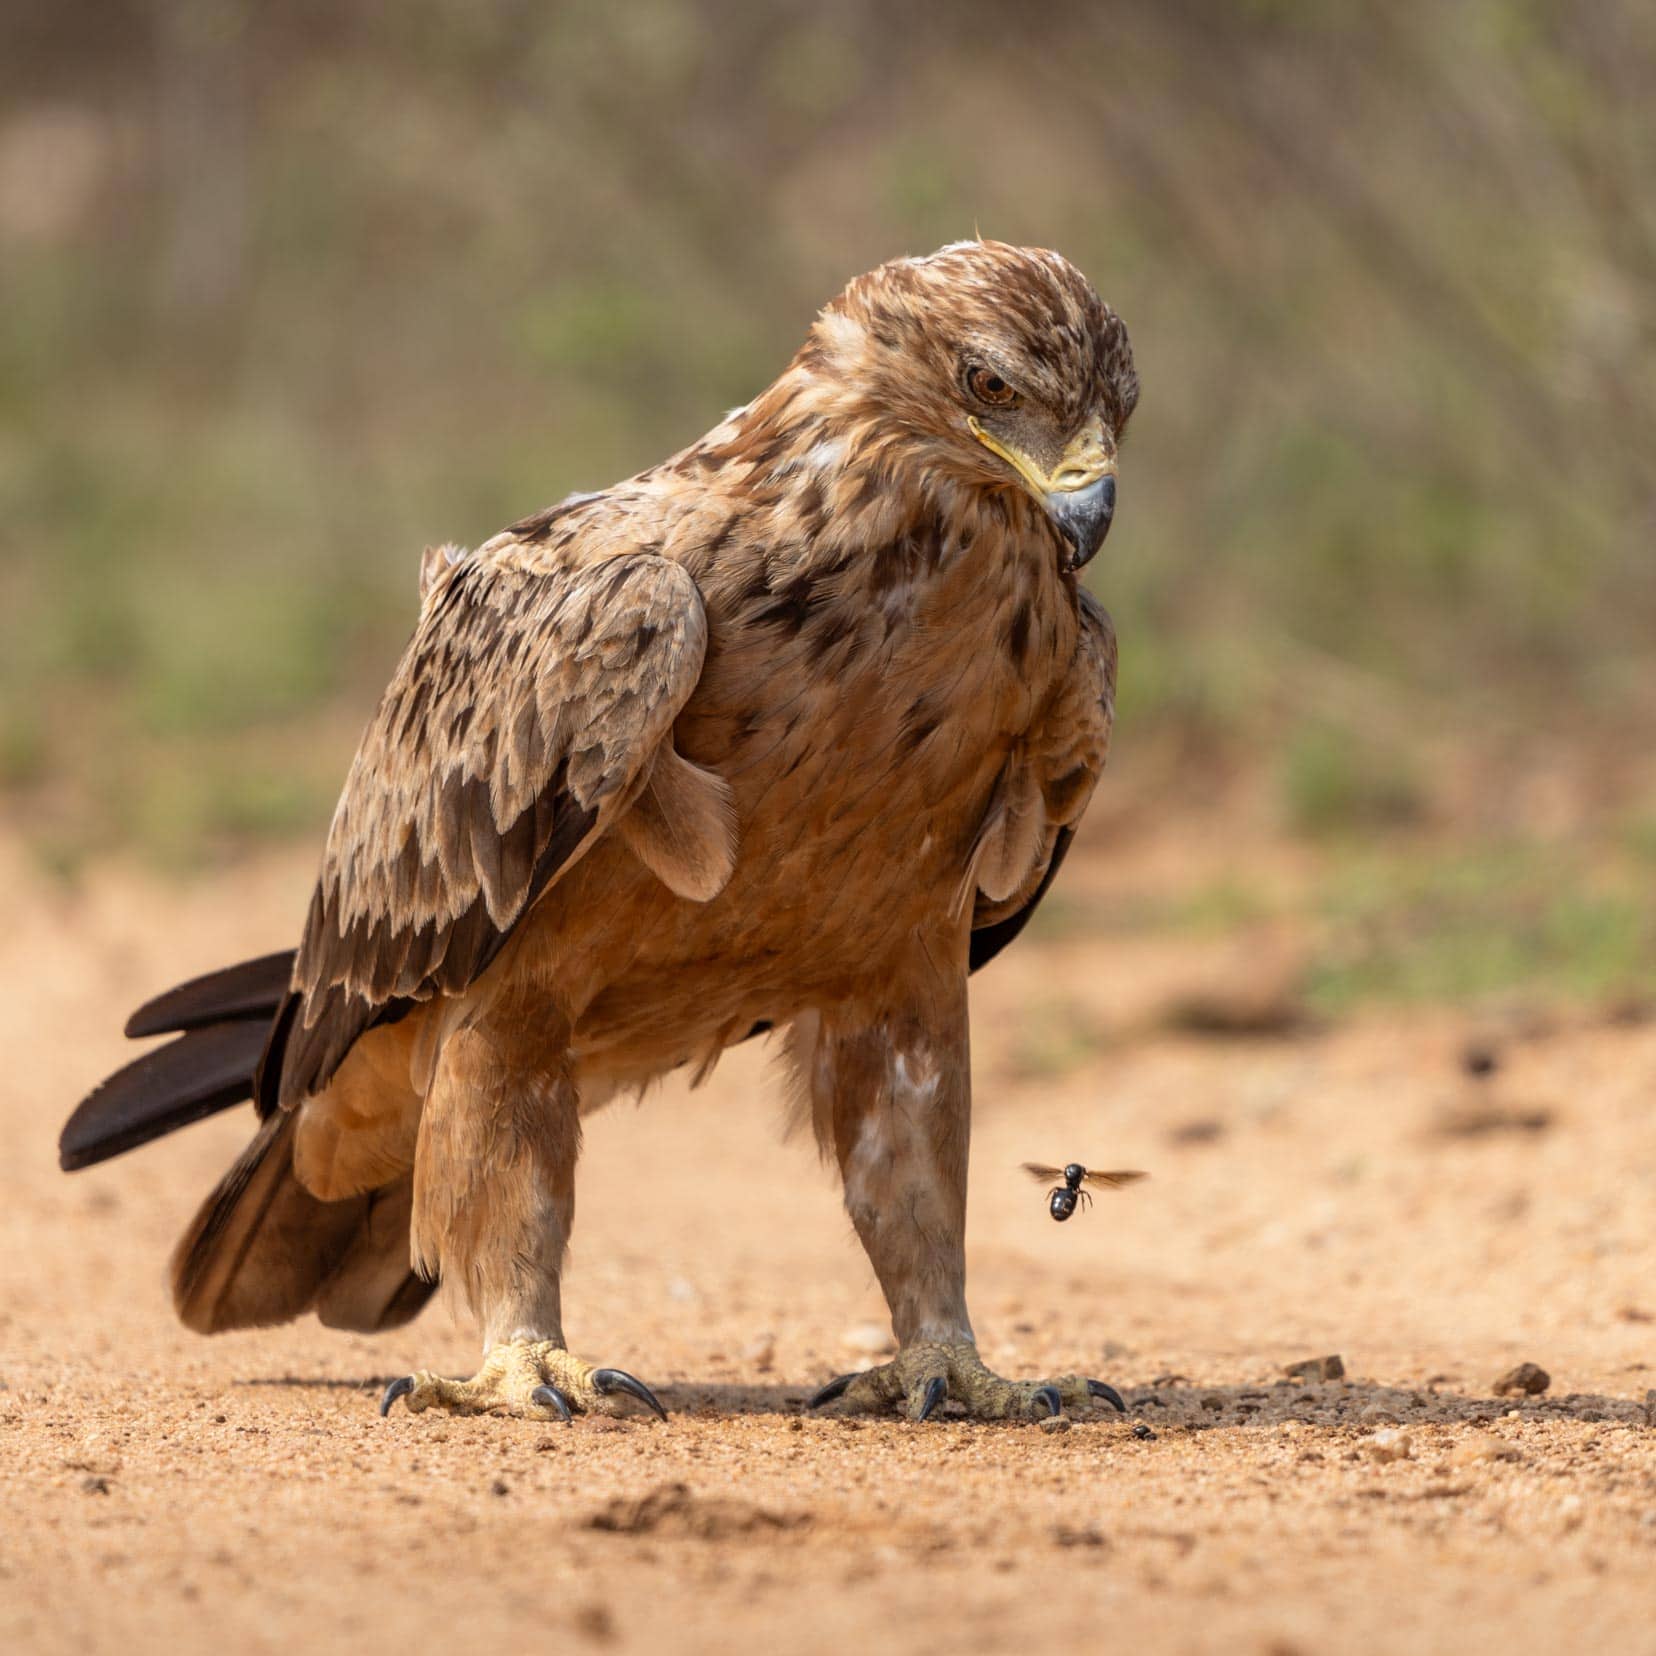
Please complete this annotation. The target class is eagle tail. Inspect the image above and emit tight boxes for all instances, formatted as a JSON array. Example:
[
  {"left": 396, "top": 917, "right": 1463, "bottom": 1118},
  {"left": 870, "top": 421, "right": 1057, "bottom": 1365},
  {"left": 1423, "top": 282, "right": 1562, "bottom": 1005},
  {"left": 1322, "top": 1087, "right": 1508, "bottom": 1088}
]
[
  {"left": 63, "top": 949, "right": 435, "bottom": 1335},
  {"left": 124, "top": 949, "right": 297, "bottom": 1038},
  {"left": 59, "top": 950, "right": 296, "bottom": 1172},
  {"left": 170, "top": 1112, "right": 434, "bottom": 1334}
]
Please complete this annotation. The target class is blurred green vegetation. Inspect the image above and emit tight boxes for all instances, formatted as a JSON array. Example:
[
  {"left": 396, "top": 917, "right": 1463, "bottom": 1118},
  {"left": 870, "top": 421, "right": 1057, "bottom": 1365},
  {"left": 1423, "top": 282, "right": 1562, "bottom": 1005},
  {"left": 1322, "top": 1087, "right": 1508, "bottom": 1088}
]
[
  {"left": 1279, "top": 723, "right": 1427, "bottom": 838},
  {"left": 1026, "top": 831, "right": 1656, "bottom": 1016},
  {"left": 1303, "top": 840, "right": 1655, "bottom": 1012},
  {"left": 0, "top": 1, "right": 1652, "bottom": 1001}
]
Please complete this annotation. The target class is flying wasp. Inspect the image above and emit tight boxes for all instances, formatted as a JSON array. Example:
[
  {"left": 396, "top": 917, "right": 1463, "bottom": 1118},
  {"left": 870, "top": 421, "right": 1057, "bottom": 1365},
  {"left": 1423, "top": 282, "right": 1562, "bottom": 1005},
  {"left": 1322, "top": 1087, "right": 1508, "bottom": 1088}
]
[{"left": 1022, "top": 1162, "right": 1147, "bottom": 1221}]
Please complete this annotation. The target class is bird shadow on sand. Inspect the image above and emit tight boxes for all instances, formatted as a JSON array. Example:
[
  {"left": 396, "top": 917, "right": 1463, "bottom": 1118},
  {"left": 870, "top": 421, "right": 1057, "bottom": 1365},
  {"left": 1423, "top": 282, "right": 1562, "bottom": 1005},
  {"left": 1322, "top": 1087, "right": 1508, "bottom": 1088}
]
[
  {"left": 232, "top": 1375, "right": 818, "bottom": 1415},
  {"left": 232, "top": 1372, "right": 1650, "bottom": 1427}
]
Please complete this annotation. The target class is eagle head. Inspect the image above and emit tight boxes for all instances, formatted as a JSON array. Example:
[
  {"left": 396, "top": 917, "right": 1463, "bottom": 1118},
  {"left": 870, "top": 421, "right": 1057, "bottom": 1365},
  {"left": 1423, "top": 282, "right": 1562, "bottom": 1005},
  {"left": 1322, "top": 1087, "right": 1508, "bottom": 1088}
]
[{"left": 808, "top": 240, "right": 1138, "bottom": 571}]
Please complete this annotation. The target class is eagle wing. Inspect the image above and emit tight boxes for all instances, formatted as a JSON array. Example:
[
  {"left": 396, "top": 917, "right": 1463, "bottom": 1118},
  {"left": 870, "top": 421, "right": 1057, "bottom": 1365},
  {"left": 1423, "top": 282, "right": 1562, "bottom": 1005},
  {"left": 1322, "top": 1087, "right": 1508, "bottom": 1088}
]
[
  {"left": 967, "top": 587, "right": 1117, "bottom": 968},
  {"left": 267, "top": 544, "right": 720, "bottom": 1110}
]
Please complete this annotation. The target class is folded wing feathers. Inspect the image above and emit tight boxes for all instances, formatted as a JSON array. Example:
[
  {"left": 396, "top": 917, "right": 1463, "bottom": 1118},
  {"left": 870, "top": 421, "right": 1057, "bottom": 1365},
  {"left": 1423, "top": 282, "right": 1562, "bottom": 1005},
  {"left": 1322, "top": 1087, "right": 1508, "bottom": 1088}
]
[
  {"left": 288, "top": 552, "right": 711, "bottom": 1073},
  {"left": 616, "top": 745, "right": 739, "bottom": 902},
  {"left": 960, "top": 588, "right": 1117, "bottom": 940},
  {"left": 1034, "top": 588, "right": 1117, "bottom": 825}
]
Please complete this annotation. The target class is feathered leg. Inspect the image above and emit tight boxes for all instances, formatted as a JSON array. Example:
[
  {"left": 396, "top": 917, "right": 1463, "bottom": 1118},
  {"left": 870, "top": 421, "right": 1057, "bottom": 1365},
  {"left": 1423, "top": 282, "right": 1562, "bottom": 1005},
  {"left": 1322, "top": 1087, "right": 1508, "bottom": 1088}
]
[
  {"left": 796, "top": 944, "right": 1125, "bottom": 1422},
  {"left": 379, "top": 996, "right": 663, "bottom": 1424}
]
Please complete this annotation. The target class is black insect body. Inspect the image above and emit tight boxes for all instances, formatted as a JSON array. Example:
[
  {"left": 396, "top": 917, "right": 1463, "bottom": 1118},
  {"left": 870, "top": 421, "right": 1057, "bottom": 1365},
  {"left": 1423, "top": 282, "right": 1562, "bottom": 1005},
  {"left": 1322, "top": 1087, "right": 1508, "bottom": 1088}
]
[{"left": 1022, "top": 1161, "right": 1147, "bottom": 1222}]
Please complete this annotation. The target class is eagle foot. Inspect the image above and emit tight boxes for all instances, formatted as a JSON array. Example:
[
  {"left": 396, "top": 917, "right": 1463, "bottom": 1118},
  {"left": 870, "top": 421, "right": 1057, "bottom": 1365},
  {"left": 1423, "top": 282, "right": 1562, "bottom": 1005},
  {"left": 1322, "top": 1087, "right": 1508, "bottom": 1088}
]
[
  {"left": 807, "top": 1339, "right": 1125, "bottom": 1423},
  {"left": 379, "top": 1339, "right": 666, "bottom": 1424}
]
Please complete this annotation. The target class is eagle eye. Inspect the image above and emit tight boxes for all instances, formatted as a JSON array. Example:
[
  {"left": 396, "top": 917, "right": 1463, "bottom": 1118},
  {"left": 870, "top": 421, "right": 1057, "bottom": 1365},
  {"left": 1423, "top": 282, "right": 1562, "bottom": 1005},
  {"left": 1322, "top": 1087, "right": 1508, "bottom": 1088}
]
[{"left": 964, "top": 363, "right": 1021, "bottom": 409}]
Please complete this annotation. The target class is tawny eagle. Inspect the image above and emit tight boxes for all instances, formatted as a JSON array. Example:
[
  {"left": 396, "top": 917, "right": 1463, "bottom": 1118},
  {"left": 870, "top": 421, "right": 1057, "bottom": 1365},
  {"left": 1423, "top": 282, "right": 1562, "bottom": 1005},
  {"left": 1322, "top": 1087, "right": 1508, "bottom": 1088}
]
[{"left": 63, "top": 241, "right": 1137, "bottom": 1423}]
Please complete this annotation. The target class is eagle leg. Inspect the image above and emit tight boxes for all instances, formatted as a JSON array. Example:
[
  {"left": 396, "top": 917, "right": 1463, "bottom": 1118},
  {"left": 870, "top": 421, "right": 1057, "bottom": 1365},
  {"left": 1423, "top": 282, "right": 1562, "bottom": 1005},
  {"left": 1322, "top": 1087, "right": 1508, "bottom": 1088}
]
[
  {"left": 796, "top": 948, "right": 1127, "bottom": 1424},
  {"left": 383, "top": 1003, "right": 664, "bottom": 1423},
  {"left": 378, "top": 1340, "right": 665, "bottom": 1423}
]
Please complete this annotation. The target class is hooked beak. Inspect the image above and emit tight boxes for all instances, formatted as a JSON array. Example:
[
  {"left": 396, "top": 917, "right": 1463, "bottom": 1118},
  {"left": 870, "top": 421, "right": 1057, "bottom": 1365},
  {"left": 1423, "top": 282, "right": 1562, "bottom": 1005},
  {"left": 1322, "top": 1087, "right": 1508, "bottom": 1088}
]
[
  {"left": 1045, "top": 473, "right": 1115, "bottom": 571},
  {"left": 969, "top": 414, "right": 1118, "bottom": 571}
]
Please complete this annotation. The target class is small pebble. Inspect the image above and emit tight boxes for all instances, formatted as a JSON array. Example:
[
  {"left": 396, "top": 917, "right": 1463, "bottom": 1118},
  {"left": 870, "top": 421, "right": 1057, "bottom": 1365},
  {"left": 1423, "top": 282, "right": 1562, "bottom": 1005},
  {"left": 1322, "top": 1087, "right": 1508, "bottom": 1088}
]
[
  {"left": 1451, "top": 1432, "right": 1522, "bottom": 1467},
  {"left": 1132, "top": 1424, "right": 1156, "bottom": 1441},
  {"left": 1363, "top": 1428, "right": 1411, "bottom": 1463},
  {"left": 1492, "top": 1362, "right": 1550, "bottom": 1397},
  {"left": 1461, "top": 1044, "right": 1500, "bottom": 1078},
  {"left": 490, "top": 1478, "right": 510, "bottom": 1497},
  {"left": 1039, "top": 1414, "right": 1071, "bottom": 1434},
  {"left": 841, "top": 1323, "right": 894, "bottom": 1357},
  {"left": 1284, "top": 1355, "right": 1345, "bottom": 1382},
  {"left": 1168, "top": 1119, "right": 1225, "bottom": 1145},
  {"left": 1054, "top": 1524, "right": 1106, "bottom": 1547},
  {"left": 574, "top": 1604, "right": 617, "bottom": 1643},
  {"left": 1358, "top": 1403, "right": 1400, "bottom": 1425}
]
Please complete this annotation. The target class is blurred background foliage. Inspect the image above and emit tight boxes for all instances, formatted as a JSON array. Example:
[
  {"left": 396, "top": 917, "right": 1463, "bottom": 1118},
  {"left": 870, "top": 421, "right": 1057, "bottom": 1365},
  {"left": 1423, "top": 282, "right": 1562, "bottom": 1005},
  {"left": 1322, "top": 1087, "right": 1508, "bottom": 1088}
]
[{"left": 0, "top": 0, "right": 1652, "bottom": 1002}]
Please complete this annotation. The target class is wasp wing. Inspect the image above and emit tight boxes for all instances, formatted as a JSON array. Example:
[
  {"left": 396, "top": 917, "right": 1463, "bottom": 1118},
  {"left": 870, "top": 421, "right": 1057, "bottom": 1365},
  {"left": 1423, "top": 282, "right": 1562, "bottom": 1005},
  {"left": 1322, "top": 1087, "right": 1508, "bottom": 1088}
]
[
  {"left": 1081, "top": 1169, "right": 1148, "bottom": 1189},
  {"left": 1020, "top": 1162, "right": 1065, "bottom": 1183}
]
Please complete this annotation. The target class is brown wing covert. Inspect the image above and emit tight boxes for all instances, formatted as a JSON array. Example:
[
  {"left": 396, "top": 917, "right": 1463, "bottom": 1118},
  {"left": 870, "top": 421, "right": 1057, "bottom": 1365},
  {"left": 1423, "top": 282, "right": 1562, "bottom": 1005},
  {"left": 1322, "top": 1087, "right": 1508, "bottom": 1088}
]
[{"left": 271, "top": 551, "right": 712, "bottom": 1110}]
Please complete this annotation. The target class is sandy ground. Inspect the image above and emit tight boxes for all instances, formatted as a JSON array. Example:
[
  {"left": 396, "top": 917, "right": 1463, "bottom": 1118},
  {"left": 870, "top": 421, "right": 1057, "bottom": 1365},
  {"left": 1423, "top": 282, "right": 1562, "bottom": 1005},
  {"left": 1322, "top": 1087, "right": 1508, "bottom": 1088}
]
[{"left": 2, "top": 828, "right": 1655, "bottom": 1655}]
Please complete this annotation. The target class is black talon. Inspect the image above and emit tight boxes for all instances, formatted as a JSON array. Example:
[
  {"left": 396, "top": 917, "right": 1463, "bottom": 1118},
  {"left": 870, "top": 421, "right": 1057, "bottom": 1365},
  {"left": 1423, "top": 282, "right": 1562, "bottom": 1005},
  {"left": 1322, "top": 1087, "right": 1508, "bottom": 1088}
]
[
  {"left": 591, "top": 1368, "right": 667, "bottom": 1422},
  {"left": 530, "top": 1384, "right": 573, "bottom": 1424},
  {"left": 916, "top": 1375, "right": 947, "bottom": 1423},
  {"left": 1034, "top": 1385, "right": 1063, "bottom": 1419},
  {"left": 1086, "top": 1379, "right": 1127, "bottom": 1413},
  {"left": 807, "top": 1372, "right": 857, "bottom": 1410},
  {"left": 379, "top": 1375, "right": 415, "bottom": 1417}
]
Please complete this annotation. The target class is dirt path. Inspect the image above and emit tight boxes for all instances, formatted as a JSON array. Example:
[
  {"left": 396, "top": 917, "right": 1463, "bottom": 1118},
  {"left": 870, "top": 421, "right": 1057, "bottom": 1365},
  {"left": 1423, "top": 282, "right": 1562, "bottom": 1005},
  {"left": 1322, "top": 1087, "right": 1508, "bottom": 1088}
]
[{"left": 2, "top": 838, "right": 1654, "bottom": 1655}]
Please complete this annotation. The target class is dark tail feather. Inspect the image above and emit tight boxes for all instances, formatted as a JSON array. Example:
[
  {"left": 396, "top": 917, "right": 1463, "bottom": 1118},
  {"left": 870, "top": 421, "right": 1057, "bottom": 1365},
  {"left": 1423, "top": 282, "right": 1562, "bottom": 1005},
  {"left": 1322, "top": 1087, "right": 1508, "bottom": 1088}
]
[
  {"left": 315, "top": 1178, "right": 437, "bottom": 1332},
  {"left": 60, "top": 1021, "right": 268, "bottom": 1171},
  {"left": 255, "top": 991, "right": 302, "bottom": 1117},
  {"left": 64, "top": 948, "right": 434, "bottom": 1336},
  {"left": 125, "top": 949, "right": 296, "bottom": 1038},
  {"left": 171, "top": 1114, "right": 432, "bottom": 1334},
  {"left": 62, "top": 949, "right": 298, "bottom": 1169},
  {"left": 172, "top": 1112, "right": 357, "bottom": 1332}
]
